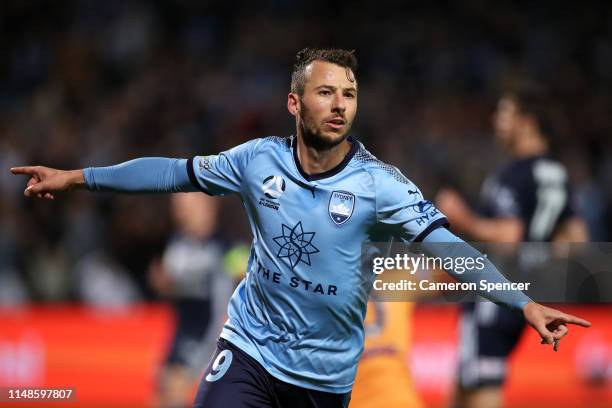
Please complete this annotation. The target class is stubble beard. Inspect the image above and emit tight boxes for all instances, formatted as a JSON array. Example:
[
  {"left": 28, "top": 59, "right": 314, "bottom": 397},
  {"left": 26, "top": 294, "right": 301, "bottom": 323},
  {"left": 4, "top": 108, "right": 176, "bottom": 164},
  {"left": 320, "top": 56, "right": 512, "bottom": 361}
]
[{"left": 298, "top": 104, "right": 351, "bottom": 151}]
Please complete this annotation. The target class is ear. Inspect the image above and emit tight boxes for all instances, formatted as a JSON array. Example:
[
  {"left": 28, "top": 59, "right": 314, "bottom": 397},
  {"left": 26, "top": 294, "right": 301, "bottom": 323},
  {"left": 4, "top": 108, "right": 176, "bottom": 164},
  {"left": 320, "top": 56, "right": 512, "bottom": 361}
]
[{"left": 287, "top": 93, "right": 300, "bottom": 116}]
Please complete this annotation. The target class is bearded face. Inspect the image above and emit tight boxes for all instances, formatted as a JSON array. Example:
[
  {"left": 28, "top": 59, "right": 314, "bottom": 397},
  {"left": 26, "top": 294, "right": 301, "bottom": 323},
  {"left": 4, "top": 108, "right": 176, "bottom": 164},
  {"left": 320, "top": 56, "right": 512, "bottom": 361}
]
[{"left": 289, "top": 60, "right": 357, "bottom": 150}]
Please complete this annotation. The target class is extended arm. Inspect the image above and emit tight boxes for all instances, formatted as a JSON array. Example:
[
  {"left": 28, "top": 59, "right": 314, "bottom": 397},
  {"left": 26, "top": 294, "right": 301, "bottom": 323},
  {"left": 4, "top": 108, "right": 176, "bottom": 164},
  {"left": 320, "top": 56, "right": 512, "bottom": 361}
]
[
  {"left": 421, "top": 226, "right": 591, "bottom": 350},
  {"left": 421, "top": 227, "right": 530, "bottom": 310},
  {"left": 84, "top": 158, "right": 195, "bottom": 193},
  {"left": 11, "top": 157, "right": 196, "bottom": 199},
  {"left": 436, "top": 188, "right": 523, "bottom": 242}
]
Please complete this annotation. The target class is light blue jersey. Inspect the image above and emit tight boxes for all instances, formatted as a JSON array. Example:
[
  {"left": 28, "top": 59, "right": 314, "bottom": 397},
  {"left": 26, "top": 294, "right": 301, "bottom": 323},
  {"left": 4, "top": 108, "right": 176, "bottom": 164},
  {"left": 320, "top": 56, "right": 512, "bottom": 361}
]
[
  {"left": 186, "top": 136, "right": 448, "bottom": 393},
  {"left": 83, "top": 134, "right": 530, "bottom": 392}
]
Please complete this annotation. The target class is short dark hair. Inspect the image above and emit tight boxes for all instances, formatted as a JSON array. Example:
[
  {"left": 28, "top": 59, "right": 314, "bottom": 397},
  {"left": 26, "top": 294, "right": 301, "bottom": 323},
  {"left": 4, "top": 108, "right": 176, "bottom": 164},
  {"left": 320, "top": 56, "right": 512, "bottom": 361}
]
[
  {"left": 505, "top": 82, "right": 555, "bottom": 140},
  {"left": 290, "top": 48, "right": 358, "bottom": 95}
]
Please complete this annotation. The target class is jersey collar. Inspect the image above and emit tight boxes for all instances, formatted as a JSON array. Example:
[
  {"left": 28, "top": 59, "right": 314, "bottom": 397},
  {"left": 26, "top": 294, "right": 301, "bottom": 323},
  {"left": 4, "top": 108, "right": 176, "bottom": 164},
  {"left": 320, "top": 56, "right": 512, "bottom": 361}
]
[{"left": 292, "top": 136, "right": 358, "bottom": 181}]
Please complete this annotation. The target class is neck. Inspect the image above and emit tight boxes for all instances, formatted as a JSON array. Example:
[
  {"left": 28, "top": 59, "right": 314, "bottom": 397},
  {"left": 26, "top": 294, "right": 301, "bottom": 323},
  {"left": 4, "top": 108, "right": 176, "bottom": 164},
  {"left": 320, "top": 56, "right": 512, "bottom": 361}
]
[
  {"left": 512, "top": 130, "right": 548, "bottom": 158},
  {"left": 185, "top": 224, "right": 213, "bottom": 241},
  {"left": 295, "top": 134, "right": 352, "bottom": 175}
]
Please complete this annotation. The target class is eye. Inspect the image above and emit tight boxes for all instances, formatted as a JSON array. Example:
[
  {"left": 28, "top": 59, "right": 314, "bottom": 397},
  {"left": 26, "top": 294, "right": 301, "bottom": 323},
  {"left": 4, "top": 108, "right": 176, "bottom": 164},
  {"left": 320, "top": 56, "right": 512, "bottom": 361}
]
[
  {"left": 344, "top": 92, "right": 356, "bottom": 99},
  {"left": 319, "top": 90, "right": 331, "bottom": 96}
]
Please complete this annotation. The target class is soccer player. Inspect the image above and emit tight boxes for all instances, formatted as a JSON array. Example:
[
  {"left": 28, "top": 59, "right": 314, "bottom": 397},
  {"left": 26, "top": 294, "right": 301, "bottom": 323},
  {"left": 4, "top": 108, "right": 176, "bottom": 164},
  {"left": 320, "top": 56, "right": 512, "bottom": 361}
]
[
  {"left": 436, "top": 84, "right": 589, "bottom": 408},
  {"left": 149, "top": 193, "right": 233, "bottom": 407},
  {"left": 11, "top": 49, "right": 590, "bottom": 408}
]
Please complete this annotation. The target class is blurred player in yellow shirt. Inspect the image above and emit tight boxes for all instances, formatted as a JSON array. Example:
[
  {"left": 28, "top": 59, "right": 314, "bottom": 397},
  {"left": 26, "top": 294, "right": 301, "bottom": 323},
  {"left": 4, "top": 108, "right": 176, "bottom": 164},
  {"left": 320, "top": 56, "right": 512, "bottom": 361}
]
[{"left": 351, "top": 299, "right": 423, "bottom": 408}]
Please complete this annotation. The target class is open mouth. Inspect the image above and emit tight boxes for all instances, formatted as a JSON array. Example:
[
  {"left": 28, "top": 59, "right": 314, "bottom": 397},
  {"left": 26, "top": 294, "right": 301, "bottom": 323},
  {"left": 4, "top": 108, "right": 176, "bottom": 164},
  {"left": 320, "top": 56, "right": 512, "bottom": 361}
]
[{"left": 325, "top": 118, "right": 345, "bottom": 130}]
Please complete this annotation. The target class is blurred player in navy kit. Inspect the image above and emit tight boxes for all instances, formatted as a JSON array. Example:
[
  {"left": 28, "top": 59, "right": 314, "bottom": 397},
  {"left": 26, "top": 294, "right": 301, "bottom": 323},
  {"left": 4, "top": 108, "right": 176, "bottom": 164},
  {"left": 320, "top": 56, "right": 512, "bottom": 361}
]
[
  {"left": 436, "top": 84, "right": 589, "bottom": 408},
  {"left": 149, "top": 193, "right": 233, "bottom": 408}
]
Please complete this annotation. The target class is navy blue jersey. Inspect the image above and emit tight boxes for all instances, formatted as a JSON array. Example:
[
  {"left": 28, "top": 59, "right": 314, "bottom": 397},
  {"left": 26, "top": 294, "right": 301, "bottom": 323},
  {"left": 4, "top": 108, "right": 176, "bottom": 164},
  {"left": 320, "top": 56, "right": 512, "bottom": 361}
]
[{"left": 480, "top": 156, "right": 575, "bottom": 241}]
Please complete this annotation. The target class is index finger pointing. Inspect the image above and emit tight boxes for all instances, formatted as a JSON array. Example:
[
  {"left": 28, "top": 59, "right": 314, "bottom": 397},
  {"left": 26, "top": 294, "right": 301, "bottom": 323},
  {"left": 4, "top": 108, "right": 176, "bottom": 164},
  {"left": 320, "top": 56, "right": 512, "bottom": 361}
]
[
  {"left": 561, "top": 313, "right": 591, "bottom": 328},
  {"left": 10, "top": 166, "right": 37, "bottom": 175}
]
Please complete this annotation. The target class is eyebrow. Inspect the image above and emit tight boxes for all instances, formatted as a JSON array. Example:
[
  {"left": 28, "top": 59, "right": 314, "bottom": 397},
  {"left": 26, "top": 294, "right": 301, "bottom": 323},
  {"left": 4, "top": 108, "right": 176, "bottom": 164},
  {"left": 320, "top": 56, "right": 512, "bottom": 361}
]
[{"left": 315, "top": 85, "right": 358, "bottom": 93}]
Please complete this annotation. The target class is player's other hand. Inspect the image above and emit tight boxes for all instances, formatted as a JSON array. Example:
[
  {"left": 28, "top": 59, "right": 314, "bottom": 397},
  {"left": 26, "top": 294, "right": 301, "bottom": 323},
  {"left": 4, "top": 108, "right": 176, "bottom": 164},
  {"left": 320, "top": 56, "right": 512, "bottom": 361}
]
[
  {"left": 523, "top": 302, "right": 591, "bottom": 352},
  {"left": 10, "top": 166, "right": 85, "bottom": 200},
  {"left": 435, "top": 188, "right": 472, "bottom": 226}
]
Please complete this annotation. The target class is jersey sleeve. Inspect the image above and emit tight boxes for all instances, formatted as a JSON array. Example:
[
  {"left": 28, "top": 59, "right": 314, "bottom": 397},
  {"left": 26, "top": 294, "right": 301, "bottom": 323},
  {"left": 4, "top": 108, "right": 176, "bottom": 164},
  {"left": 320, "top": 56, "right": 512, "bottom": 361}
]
[
  {"left": 187, "top": 138, "right": 261, "bottom": 196},
  {"left": 374, "top": 167, "right": 449, "bottom": 242}
]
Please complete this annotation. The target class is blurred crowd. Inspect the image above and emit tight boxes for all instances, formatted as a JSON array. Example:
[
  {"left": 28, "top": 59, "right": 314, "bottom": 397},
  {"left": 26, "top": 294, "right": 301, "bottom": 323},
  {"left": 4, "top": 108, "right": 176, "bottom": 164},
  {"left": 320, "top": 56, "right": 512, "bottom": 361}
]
[{"left": 1, "top": 0, "right": 611, "bottom": 305}]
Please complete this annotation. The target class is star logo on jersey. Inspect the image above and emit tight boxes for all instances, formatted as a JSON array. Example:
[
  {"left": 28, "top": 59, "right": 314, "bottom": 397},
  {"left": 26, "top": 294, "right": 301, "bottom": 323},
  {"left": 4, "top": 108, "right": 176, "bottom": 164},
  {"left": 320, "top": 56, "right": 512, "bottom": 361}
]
[
  {"left": 328, "top": 191, "right": 355, "bottom": 225},
  {"left": 273, "top": 221, "right": 319, "bottom": 268}
]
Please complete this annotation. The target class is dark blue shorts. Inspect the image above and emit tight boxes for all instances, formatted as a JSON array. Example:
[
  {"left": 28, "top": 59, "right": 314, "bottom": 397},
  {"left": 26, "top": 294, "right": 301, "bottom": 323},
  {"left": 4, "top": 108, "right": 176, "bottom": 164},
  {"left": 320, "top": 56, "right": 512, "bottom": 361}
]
[
  {"left": 194, "top": 338, "right": 351, "bottom": 408},
  {"left": 166, "top": 298, "right": 211, "bottom": 367},
  {"left": 458, "top": 302, "right": 526, "bottom": 388}
]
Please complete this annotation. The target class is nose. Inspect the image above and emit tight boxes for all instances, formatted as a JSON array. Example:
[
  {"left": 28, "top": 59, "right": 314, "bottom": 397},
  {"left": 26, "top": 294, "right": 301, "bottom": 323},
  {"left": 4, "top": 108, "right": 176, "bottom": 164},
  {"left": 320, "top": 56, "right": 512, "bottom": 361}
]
[{"left": 331, "top": 91, "right": 346, "bottom": 113}]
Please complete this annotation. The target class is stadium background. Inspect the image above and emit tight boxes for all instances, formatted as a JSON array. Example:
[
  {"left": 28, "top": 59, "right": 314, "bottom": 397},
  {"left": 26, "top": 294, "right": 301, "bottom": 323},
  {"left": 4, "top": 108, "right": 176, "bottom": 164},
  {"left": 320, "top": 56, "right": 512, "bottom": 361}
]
[{"left": 1, "top": 1, "right": 611, "bottom": 407}]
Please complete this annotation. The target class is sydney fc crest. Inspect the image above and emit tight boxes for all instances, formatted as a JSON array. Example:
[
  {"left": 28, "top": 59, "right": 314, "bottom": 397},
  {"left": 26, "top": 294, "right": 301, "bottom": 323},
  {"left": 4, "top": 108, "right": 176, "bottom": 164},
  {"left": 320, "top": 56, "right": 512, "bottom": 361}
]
[{"left": 328, "top": 191, "right": 355, "bottom": 225}]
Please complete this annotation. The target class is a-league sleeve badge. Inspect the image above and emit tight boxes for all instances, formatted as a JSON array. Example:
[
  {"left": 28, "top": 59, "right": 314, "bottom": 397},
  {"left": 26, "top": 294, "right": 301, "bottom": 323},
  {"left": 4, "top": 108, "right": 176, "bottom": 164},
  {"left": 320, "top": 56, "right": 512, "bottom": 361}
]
[{"left": 328, "top": 191, "right": 356, "bottom": 225}]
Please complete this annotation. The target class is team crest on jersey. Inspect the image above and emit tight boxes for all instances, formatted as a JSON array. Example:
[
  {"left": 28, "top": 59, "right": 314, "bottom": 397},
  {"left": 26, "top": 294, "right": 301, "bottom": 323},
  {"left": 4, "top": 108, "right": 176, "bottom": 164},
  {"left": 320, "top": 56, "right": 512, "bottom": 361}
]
[{"left": 328, "top": 191, "right": 355, "bottom": 225}]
